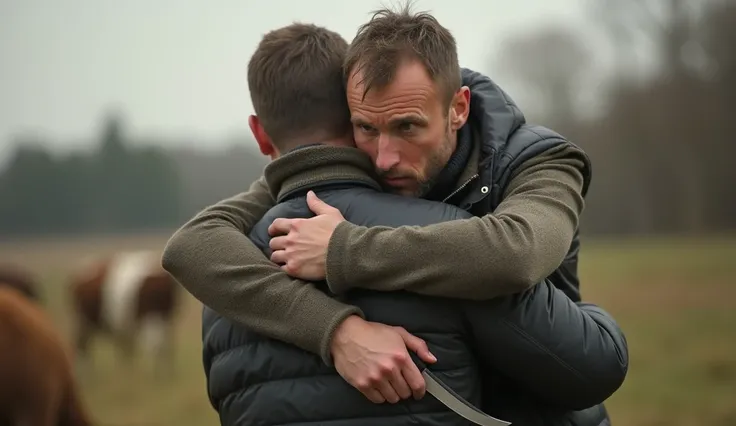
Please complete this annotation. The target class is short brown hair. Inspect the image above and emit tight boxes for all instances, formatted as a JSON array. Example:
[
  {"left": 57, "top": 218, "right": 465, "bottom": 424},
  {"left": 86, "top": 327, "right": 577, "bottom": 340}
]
[
  {"left": 247, "top": 23, "right": 350, "bottom": 149},
  {"left": 344, "top": 2, "right": 461, "bottom": 108}
]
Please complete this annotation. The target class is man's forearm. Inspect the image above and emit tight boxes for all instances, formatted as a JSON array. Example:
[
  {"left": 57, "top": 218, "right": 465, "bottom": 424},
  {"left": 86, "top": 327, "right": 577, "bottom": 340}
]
[
  {"left": 162, "top": 176, "right": 363, "bottom": 363},
  {"left": 325, "top": 144, "right": 587, "bottom": 300}
]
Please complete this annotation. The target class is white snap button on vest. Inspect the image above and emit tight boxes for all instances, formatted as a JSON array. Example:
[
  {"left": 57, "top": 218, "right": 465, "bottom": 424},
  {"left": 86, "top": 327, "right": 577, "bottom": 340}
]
[{"left": 481, "top": 186, "right": 489, "bottom": 194}]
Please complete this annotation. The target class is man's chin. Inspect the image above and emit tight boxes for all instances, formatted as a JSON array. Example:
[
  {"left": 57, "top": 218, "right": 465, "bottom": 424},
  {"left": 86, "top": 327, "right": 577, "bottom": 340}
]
[
  {"left": 382, "top": 184, "right": 419, "bottom": 198},
  {"left": 379, "top": 176, "right": 425, "bottom": 197}
]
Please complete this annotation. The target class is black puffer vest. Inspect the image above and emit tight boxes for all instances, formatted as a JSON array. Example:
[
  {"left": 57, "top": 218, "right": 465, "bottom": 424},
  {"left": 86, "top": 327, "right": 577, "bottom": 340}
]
[
  {"left": 450, "top": 69, "right": 611, "bottom": 426},
  {"left": 451, "top": 68, "right": 592, "bottom": 304},
  {"left": 204, "top": 179, "right": 485, "bottom": 426}
]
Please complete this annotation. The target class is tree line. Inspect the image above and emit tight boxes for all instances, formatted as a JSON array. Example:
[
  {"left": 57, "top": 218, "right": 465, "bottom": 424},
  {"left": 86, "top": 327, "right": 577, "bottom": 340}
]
[
  {"left": 495, "top": 0, "right": 735, "bottom": 235},
  {"left": 0, "top": 114, "right": 268, "bottom": 238}
]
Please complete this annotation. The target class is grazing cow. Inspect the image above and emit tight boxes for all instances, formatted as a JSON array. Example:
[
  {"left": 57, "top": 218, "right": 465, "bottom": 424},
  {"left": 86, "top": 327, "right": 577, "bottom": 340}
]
[
  {"left": 0, "top": 263, "right": 39, "bottom": 301},
  {"left": 69, "top": 250, "right": 179, "bottom": 374},
  {"left": 0, "top": 286, "right": 92, "bottom": 426}
]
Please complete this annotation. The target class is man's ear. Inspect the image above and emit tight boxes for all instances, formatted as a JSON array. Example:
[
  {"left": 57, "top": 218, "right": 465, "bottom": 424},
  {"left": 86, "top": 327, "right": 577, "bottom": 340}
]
[
  {"left": 249, "top": 115, "right": 276, "bottom": 157},
  {"left": 449, "top": 86, "right": 470, "bottom": 131}
]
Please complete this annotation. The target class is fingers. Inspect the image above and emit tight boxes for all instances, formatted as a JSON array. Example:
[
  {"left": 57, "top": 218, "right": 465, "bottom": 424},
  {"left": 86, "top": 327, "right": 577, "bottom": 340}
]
[
  {"left": 306, "top": 190, "right": 338, "bottom": 215},
  {"left": 269, "top": 236, "right": 287, "bottom": 252},
  {"left": 354, "top": 378, "right": 388, "bottom": 404},
  {"left": 393, "top": 327, "right": 431, "bottom": 399},
  {"left": 362, "top": 388, "right": 386, "bottom": 404},
  {"left": 395, "top": 327, "right": 437, "bottom": 364},
  {"left": 268, "top": 218, "right": 296, "bottom": 237},
  {"left": 383, "top": 350, "right": 421, "bottom": 403},
  {"left": 270, "top": 250, "right": 287, "bottom": 265},
  {"left": 389, "top": 367, "right": 413, "bottom": 400},
  {"left": 268, "top": 236, "right": 288, "bottom": 265},
  {"left": 401, "top": 362, "right": 427, "bottom": 400},
  {"left": 354, "top": 361, "right": 411, "bottom": 404},
  {"left": 362, "top": 374, "right": 419, "bottom": 404},
  {"left": 376, "top": 378, "right": 401, "bottom": 404},
  {"left": 267, "top": 223, "right": 296, "bottom": 265}
]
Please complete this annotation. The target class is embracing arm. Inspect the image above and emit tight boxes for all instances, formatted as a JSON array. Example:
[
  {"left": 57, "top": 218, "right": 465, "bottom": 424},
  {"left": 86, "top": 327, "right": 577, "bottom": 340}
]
[
  {"left": 466, "top": 281, "right": 629, "bottom": 410},
  {"left": 325, "top": 144, "right": 586, "bottom": 299},
  {"left": 161, "top": 176, "right": 363, "bottom": 363}
]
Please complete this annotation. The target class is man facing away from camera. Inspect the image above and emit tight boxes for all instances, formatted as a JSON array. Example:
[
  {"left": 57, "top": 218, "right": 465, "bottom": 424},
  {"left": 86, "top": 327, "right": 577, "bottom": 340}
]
[{"left": 163, "top": 7, "right": 628, "bottom": 426}]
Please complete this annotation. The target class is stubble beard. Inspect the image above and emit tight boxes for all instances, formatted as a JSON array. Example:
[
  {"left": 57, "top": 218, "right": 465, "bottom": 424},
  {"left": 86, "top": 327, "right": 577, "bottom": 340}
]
[{"left": 383, "top": 133, "right": 455, "bottom": 198}]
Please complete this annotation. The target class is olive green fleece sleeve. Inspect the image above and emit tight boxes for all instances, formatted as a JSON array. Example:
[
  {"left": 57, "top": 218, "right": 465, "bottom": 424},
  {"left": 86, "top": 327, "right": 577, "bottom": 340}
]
[
  {"left": 325, "top": 144, "right": 586, "bottom": 300},
  {"left": 161, "top": 176, "right": 364, "bottom": 364}
]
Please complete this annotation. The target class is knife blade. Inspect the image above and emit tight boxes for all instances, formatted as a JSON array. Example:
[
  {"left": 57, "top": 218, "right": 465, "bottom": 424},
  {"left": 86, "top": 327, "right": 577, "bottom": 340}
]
[{"left": 422, "top": 369, "right": 512, "bottom": 426}]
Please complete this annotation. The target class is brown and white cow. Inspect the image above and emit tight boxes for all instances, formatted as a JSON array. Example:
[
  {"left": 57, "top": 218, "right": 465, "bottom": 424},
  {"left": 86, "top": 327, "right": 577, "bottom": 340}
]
[
  {"left": 69, "top": 250, "right": 180, "bottom": 375},
  {"left": 0, "top": 263, "right": 40, "bottom": 302},
  {"left": 0, "top": 285, "right": 92, "bottom": 426}
]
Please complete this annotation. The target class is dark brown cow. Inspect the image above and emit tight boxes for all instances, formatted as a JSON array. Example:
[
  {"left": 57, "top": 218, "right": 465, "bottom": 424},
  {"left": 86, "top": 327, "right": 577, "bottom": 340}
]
[
  {"left": 69, "top": 250, "right": 179, "bottom": 375},
  {"left": 0, "top": 263, "right": 39, "bottom": 302},
  {"left": 0, "top": 286, "right": 92, "bottom": 426}
]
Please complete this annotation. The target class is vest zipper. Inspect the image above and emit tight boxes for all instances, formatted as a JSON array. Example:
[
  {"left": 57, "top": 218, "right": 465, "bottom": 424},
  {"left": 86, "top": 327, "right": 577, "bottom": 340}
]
[{"left": 442, "top": 174, "right": 479, "bottom": 203}]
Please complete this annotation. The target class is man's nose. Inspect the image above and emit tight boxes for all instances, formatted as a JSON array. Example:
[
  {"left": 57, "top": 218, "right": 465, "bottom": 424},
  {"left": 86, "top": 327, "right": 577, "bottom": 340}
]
[{"left": 375, "top": 134, "right": 400, "bottom": 171}]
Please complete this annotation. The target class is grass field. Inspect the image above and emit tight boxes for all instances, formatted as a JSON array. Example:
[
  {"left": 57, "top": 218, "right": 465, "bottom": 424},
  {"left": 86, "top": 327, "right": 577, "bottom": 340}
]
[{"left": 1, "top": 233, "right": 735, "bottom": 426}]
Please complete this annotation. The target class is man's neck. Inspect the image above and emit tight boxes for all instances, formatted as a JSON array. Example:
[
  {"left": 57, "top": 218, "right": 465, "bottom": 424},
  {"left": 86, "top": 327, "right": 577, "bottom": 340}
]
[
  {"left": 279, "top": 135, "right": 354, "bottom": 156},
  {"left": 423, "top": 124, "right": 475, "bottom": 202}
]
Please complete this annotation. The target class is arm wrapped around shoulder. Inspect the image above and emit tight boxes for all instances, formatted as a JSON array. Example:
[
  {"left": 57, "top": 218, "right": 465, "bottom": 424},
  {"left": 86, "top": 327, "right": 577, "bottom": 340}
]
[
  {"left": 162, "top": 176, "right": 363, "bottom": 363},
  {"left": 466, "top": 279, "right": 629, "bottom": 410},
  {"left": 325, "top": 145, "right": 586, "bottom": 299}
]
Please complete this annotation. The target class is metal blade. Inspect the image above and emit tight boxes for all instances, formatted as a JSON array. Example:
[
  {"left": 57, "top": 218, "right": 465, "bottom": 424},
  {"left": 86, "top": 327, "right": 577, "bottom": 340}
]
[{"left": 423, "top": 369, "right": 512, "bottom": 426}]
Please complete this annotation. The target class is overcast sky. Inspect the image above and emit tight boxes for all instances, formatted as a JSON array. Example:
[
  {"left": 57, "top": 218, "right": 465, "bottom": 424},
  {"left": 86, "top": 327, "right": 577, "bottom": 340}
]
[{"left": 0, "top": 0, "right": 598, "bottom": 163}]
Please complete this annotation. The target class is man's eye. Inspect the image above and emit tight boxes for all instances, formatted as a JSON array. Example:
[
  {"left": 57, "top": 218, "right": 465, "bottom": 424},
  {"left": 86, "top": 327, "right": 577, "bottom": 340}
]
[
  {"left": 358, "top": 124, "right": 375, "bottom": 133},
  {"left": 398, "top": 122, "right": 414, "bottom": 133}
]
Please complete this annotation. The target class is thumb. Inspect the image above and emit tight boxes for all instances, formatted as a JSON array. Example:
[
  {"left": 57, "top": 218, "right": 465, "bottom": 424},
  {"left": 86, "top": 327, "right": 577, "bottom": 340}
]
[
  {"left": 306, "top": 190, "right": 337, "bottom": 215},
  {"left": 396, "top": 328, "right": 437, "bottom": 364}
]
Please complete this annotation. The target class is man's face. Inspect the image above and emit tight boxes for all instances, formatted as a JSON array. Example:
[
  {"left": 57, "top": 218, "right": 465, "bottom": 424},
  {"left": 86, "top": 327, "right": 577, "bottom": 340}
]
[{"left": 346, "top": 60, "right": 469, "bottom": 197}]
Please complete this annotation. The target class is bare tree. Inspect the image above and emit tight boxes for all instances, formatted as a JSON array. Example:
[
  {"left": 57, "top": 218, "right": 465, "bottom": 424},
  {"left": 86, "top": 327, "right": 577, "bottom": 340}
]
[
  {"left": 495, "top": 26, "right": 592, "bottom": 125},
  {"left": 587, "top": 0, "right": 721, "bottom": 232},
  {"left": 588, "top": 0, "right": 712, "bottom": 78}
]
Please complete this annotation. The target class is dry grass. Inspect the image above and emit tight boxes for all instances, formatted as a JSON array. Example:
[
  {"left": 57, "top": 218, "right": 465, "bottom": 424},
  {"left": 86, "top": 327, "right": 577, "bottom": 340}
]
[
  {"left": 580, "top": 237, "right": 736, "bottom": 426},
  {"left": 1, "top": 233, "right": 735, "bottom": 426}
]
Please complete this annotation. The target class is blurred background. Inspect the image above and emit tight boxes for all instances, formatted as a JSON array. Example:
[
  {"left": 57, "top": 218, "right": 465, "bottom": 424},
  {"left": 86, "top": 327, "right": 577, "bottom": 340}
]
[{"left": 1, "top": 0, "right": 734, "bottom": 425}]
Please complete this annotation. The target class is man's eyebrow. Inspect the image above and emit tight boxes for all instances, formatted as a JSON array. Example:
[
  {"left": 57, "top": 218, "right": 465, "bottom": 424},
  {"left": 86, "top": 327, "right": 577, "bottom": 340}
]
[
  {"left": 350, "top": 116, "right": 370, "bottom": 125},
  {"left": 388, "top": 115, "right": 429, "bottom": 127}
]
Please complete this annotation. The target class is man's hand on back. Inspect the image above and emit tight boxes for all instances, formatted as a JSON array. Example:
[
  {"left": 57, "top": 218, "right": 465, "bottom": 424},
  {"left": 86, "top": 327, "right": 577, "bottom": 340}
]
[
  {"left": 268, "top": 191, "right": 344, "bottom": 280},
  {"left": 330, "top": 315, "right": 437, "bottom": 404}
]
